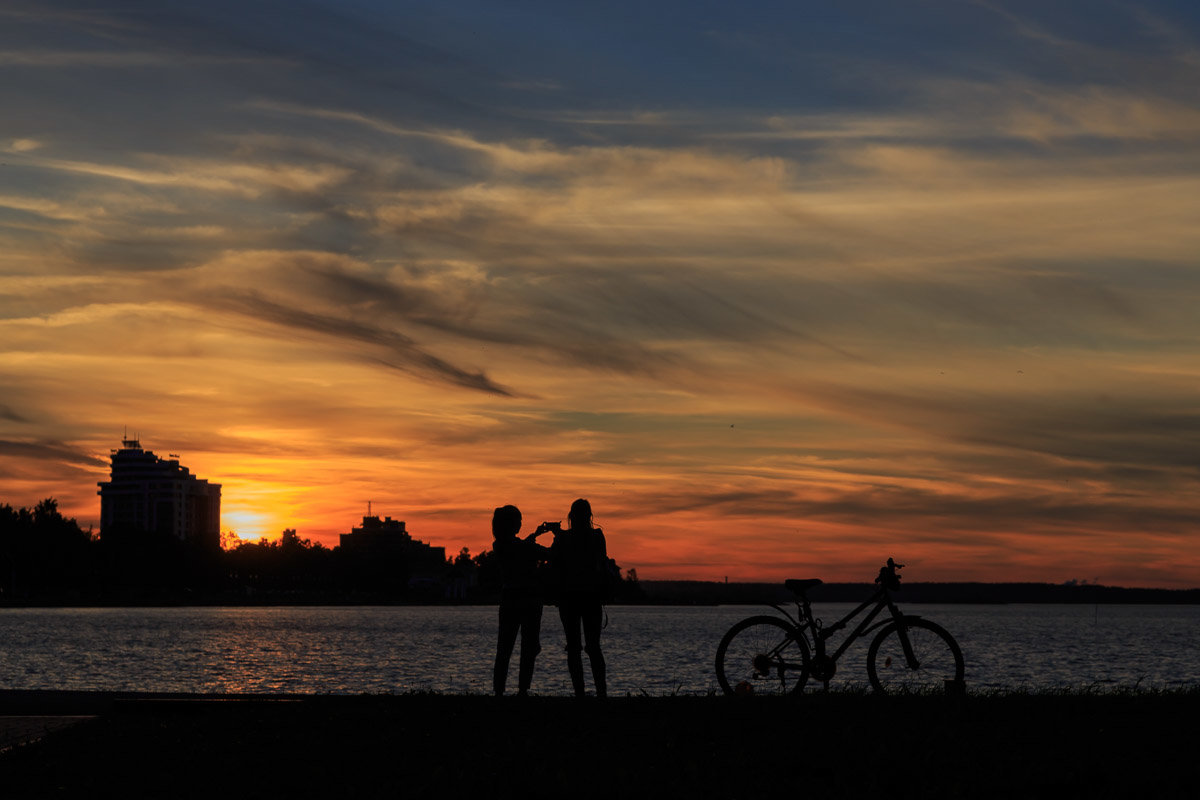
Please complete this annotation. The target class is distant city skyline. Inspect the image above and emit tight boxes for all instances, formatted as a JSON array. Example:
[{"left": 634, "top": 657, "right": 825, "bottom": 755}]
[{"left": 3, "top": 2, "right": 1200, "bottom": 587}]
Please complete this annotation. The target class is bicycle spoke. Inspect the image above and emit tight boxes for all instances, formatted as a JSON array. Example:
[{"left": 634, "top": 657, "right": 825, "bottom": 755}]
[
  {"left": 867, "top": 619, "right": 963, "bottom": 694},
  {"left": 715, "top": 616, "right": 809, "bottom": 695}
]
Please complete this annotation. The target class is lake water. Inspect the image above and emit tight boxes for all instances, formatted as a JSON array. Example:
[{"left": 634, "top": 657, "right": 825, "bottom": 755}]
[{"left": 0, "top": 604, "right": 1197, "bottom": 695}]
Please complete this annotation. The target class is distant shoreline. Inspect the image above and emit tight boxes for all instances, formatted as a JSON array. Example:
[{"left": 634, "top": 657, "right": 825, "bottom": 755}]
[
  {"left": 637, "top": 579, "right": 1200, "bottom": 605},
  {"left": 2, "top": 579, "right": 1198, "bottom": 607}
]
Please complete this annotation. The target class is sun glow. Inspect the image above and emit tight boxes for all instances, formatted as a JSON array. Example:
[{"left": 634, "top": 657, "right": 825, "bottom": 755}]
[
  {"left": 222, "top": 509, "right": 280, "bottom": 544},
  {"left": 201, "top": 457, "right": 322, "bottom": 546}
]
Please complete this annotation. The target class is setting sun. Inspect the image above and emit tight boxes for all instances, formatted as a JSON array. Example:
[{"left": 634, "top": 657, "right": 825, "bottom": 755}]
[{"left": 221, "top": 509, "right": 279, "bottom": 545}]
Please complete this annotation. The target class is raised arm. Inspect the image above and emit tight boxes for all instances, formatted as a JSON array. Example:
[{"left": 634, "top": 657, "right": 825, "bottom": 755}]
[{"left": 522, "top": 532, "right": 551, "bottom": 557}]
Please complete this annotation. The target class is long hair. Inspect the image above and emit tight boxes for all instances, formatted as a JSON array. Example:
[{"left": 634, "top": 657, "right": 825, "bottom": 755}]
[
  {"left": 567, "top": 498, "right": 592, "bottom": 531},
  {"left": 492, "top": 505, "right": 521, "bottom": 540}
]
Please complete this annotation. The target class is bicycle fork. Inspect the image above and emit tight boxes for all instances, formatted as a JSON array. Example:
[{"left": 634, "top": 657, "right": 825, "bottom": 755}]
[{"left": 889, "top": 606, "right": 921, "bottom": 670}]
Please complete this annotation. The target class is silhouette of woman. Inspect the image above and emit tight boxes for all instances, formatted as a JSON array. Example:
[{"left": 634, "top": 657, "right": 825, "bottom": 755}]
[
  {"left": 545, "top": 498, "right": 608, "bottom": 698},
  {"left": 492, "top": 504, "right": 551, "bottom": 696}
]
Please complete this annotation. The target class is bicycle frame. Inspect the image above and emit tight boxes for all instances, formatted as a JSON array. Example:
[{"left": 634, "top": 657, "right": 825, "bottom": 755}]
[{"left": 769, "top": 584, "right": 923, "bottom": 674}]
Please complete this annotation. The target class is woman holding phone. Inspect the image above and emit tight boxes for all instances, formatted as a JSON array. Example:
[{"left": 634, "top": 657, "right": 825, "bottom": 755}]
[{"left": 542, "top": 498, "right": 609, "bottom": 698}]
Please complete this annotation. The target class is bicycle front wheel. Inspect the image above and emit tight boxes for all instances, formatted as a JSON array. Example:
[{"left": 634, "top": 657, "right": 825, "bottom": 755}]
[
  {"left": 866, "top": 617, "right": 964, "bottom": 694},
  {"left": 715, "top": 615, "right": 810, "bottom": 696}
]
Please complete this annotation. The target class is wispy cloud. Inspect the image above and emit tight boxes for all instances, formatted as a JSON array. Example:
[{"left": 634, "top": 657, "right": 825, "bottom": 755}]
[
  {"left": 0, "top": 439, "right": 107, "bottom": 468},
  {"left": 0, "top": 49, "right": 275, "bottom": 68},
  {"left": 199, "top": 288, "right": 513, "bottom": 396}
]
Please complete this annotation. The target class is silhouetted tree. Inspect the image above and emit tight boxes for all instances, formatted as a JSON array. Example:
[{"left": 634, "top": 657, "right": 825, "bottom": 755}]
[
  {"left": 223, "top": 530, "right": 336, "bottom": 598},
  {"left": 1, "top": 498, "right": 96, "bottom": 602},
  {"left": 614, "top": 564, "right": 647, "bottom": 602},
  {"left": 472, "top": 548, "right": 500, "bottom": 593},
  {"left": 435, "top": 546, "right": 471, "bottom": 601}
]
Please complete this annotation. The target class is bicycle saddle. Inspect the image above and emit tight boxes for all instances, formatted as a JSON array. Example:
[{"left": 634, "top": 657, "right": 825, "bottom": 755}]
[{"left": 784, "top": 578, "right": 823, "bottom": 595}]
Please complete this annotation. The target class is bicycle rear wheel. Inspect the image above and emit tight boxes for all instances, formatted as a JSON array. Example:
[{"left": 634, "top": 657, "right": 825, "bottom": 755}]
[
  {"left": 866, "top": 617, "right": 964, "bottom": 694},
  {"left": 715, "top": 615, "right": 810, "bottom": 696}
]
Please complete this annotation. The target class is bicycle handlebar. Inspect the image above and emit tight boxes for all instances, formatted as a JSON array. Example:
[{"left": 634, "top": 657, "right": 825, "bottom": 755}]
[{"left": 875, "top": 557, "right": 904, "bottom": 589}]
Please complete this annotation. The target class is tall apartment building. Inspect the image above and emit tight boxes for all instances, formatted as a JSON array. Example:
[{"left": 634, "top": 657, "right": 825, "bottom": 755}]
[{"left": 97, "top": 437, "right": 221, "bottom": 550}]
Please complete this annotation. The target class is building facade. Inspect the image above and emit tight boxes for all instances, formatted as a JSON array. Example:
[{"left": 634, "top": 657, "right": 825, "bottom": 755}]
[
  {"left": 339, "top": 513, "right": 447, "bottom": 577},
  {"left": 97, "top": 438, "right": 221, "bottom": 550}
]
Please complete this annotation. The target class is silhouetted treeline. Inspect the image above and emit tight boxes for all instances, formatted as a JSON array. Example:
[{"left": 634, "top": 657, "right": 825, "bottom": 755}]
[
  {"left": 638, "top": 580, "right": 1200, "bottom": 605},
  {"left": 10, "top": 499, "right": 1189, "bottom": 606},
  {"left": 0, "top": 499, "right": 645, "bottom": 605},
  {"left": 2, "top": 498, "right": 226, "bottom": 604}
]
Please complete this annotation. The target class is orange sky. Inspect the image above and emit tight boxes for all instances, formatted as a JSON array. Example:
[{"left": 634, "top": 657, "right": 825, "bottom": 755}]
[{"left": 2, "top": 2, "right": 1200, "bottom": 587}]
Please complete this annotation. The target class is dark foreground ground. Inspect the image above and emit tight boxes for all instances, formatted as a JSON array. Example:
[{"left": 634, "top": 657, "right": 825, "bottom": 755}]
[{"left": 2, "top": 689, "right": 1196, "bottom": 799}]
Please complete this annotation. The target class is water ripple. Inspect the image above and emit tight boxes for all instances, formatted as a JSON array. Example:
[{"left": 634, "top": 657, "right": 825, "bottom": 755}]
[{"left": 0, "top": 604, "right": 1196, "bottom": 695}]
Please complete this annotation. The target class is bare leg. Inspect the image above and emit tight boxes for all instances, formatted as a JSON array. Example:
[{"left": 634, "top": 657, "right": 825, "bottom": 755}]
[
  {"left": 582, "top": 601, "right": 606, "bottom": 698},
  {"left": 517, "top": 602, "right": 543, "bottom": 694},
  {"left": 494, "top": 601, "right": 520, "bottom": 696},
  {"left": 559, "top": 599, "right": 586, "bottom": 697}
]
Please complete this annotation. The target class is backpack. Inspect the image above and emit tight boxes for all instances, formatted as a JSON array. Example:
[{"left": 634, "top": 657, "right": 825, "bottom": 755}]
[{"left": 598, "top": 555, "right": 622, "bottom": 603}]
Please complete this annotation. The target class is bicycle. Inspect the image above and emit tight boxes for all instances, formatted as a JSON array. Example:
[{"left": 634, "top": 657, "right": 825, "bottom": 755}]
[{"left": 715, "top": 559, "right": 965, "bottom": 695}]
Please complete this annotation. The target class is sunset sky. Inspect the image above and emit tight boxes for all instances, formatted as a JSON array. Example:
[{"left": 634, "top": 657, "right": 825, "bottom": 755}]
[{"left": 3, "top": 1, "right": 1199, "bottom": 586}]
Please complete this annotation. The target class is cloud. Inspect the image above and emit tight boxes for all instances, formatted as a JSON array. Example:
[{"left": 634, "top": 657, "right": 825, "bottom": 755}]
[
  {"left": 628, "top": 481, "right": 1200, "bottom": 533},
  {"left": 0, "top": 49, "right": 271, "bottom": 68},
  {"left": 0, "top": 405, "right": 29, "bottom": 423},
  {"left": 6, "top": 138, "right": 41, "bottom": 152},
  {"left": 19, "top": 151, "right": 352, "bottom": 197},
  {"left": 171, "top": 251, "right": 693, "bottom": 380},
  {"left": 190, "top": 286, "right": 513, "bottom": 396},
  {"left": 0, "top": 439, "right": 107, "bottom": 468}
]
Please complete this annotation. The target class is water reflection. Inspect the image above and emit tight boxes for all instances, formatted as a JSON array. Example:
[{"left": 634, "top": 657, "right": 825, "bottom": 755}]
[{"left": 0, "top": 604, "right": 1196, "bottom": 695}]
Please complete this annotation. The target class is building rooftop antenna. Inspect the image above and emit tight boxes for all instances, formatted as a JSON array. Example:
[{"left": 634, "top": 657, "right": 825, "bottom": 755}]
[{"left": 120, "top": 425, "right": 141, "bottom": 450}]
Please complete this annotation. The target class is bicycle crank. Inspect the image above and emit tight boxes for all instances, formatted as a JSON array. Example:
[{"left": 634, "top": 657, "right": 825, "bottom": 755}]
[
  {"left": 810, "top": 654, "right": 836, "bottom": 682},
  {"left": 752, "top": 653, "right": 775, "bottom": 677}
]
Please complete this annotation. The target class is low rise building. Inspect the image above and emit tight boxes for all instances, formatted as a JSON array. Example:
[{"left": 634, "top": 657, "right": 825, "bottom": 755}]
[{"left": 339, "top": 512, "right": 446, "bottom": 578}]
